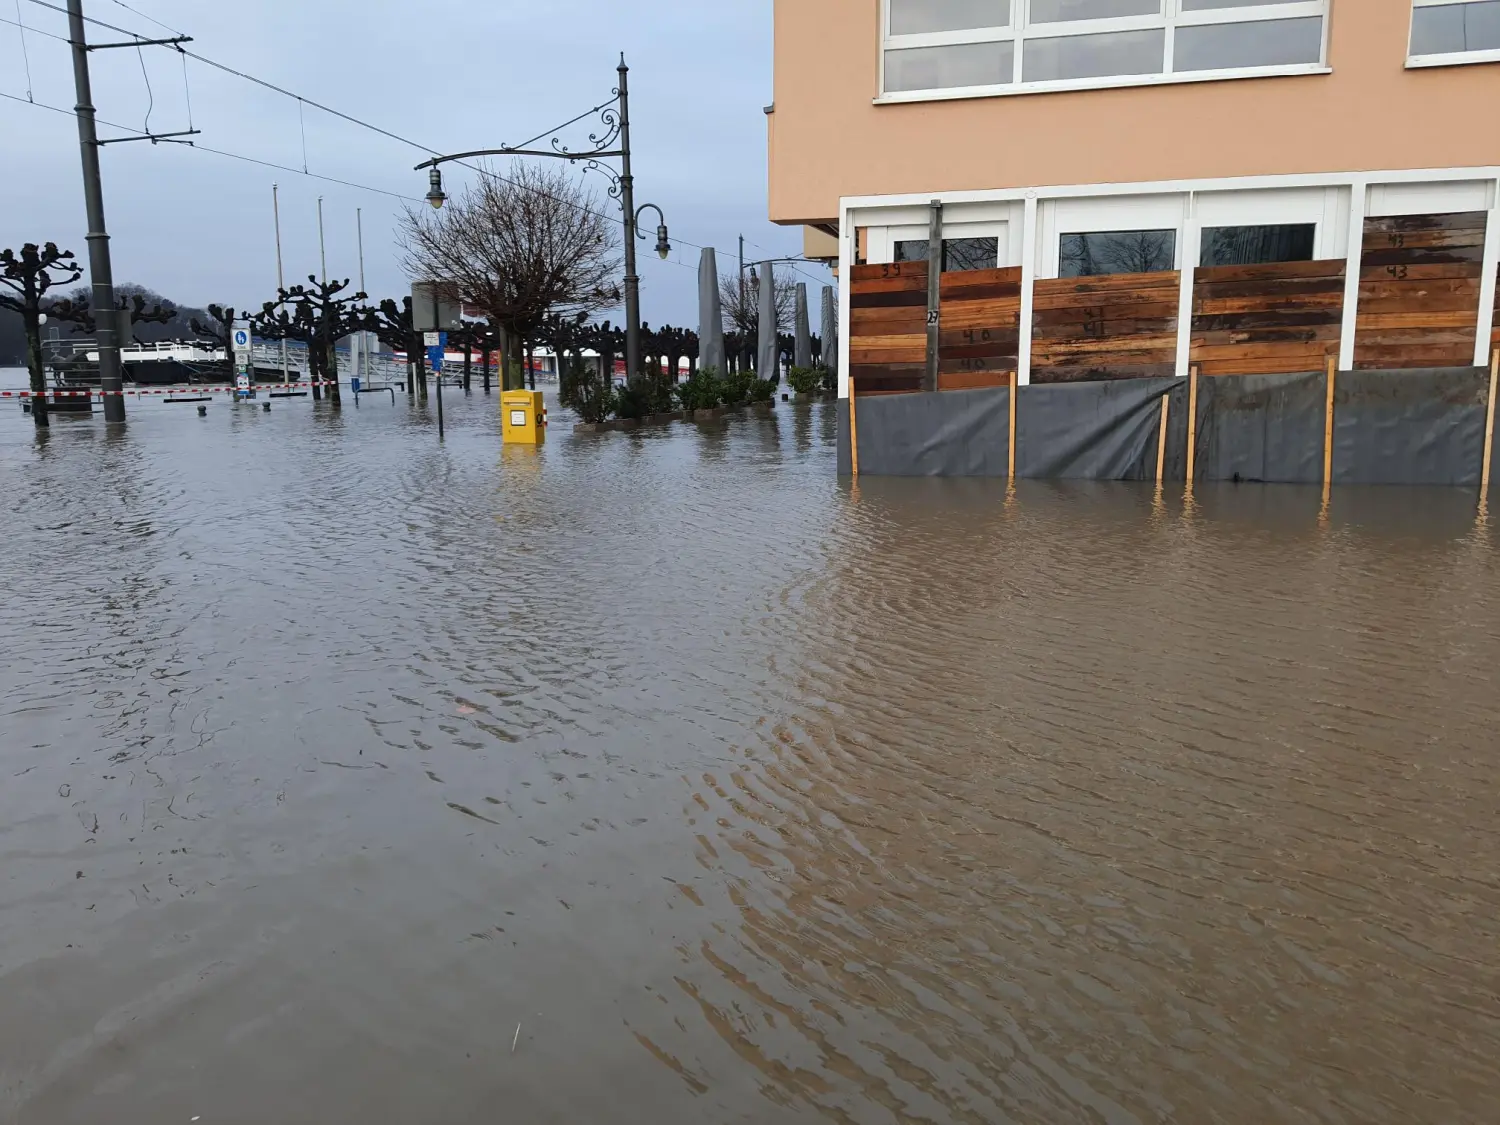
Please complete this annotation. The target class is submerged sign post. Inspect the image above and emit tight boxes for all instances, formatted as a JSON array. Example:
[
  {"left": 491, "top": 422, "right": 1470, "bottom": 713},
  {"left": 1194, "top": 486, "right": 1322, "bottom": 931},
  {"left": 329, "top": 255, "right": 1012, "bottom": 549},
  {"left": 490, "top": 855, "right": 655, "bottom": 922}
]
[
  {"left": 232, "top": 324, "right": 254, "bottom": 399},
  {"left": 426, "top": 330, "right": 449, "bottom": 439}
]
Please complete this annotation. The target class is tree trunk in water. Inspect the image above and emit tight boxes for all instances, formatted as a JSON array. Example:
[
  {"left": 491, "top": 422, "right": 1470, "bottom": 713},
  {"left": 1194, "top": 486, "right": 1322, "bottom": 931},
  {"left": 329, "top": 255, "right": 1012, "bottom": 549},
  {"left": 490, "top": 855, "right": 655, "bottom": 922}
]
[
  {"left": 463, "top": 342, "right": 472, "bottom": 392},
  {"left": 325, "top": 338, "right": 342, "bottom": 406},
  {"left": 481, "top": 345, "right": 491, "bottom": 394},
  {"left": 25, "top": 313, "right": 48, "bottom": 429},
  {"left": 526, "top": 343, "right": 536, "bottom": 391}
]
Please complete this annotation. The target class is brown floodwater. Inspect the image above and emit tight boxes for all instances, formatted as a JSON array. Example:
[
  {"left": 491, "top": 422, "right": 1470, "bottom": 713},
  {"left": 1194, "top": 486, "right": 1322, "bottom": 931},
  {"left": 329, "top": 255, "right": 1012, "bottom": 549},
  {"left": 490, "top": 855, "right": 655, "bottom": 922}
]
[{"left": 1, "top": 390, "right": 1498, "bottom": 1124}]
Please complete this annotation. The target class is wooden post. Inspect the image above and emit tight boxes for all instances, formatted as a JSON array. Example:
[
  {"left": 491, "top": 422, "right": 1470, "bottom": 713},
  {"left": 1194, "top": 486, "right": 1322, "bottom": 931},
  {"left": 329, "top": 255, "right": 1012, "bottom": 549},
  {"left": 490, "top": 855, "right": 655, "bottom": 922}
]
[
  {"left": 1186, "top": 365, "right": 1199, "bottom": 486},
  {"left": 1484, "top": 349, "right": 1499, "bottom": 501},
  {"left": 1156, "top": 392, "right": 1171, "bottom": 483},
  {"left": 849, "top": 377, "right": 860, "bottom": 478},
  {"left": 1008, "top": 368, "right": 1018, "bottom": 480},
  {"left": 925, "top": 199, "right": 943, "bottom": 393},
  {"left": 1323, "top": 355, "right": 1338, "bottom": 491}
]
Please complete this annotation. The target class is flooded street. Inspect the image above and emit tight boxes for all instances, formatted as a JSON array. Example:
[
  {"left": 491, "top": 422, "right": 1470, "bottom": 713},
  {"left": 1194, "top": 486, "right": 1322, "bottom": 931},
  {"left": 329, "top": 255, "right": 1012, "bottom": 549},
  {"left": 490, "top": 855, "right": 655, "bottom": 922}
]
[{"left": 2, "top": 383, "right": 1498, "bottom": 1124}]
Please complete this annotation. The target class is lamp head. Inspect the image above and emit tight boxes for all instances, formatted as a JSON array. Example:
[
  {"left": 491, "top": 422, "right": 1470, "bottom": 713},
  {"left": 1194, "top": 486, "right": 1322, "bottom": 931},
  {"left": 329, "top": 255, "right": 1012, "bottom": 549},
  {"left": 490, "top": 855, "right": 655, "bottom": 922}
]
[
  {"left": 655, "top": 224, "right": 671, "bottom": 261},
  {"left": 425, "top": 167, "right": 446, "bottom": 210}
]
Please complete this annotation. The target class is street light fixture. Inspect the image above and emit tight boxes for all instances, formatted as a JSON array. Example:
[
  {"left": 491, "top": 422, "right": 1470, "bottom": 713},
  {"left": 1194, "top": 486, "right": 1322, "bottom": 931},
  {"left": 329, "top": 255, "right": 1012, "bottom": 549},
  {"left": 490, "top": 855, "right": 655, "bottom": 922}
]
[
  {"left": 411, "top": 56, "right": 668, "bottom": 387},
  {"left": 426, "top": 167, "right": 447, "bottom": 210}
]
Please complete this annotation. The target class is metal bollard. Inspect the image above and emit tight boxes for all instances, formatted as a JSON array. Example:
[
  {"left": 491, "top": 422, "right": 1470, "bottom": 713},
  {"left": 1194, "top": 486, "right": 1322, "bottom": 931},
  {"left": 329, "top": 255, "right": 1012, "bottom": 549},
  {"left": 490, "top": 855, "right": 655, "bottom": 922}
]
[
  {"left": 262, "top": 402, "right": 271, "bottom": 412},
  {"left": 198, "top": 405, "right": 207, "bottom": 417}
]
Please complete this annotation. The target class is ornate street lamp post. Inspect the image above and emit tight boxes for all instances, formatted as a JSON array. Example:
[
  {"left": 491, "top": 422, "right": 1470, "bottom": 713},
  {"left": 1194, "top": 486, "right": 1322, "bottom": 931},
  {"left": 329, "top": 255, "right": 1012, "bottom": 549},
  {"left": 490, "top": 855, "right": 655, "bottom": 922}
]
[{"left": 416, "top": 56, "right": 668, "bottom": 387}]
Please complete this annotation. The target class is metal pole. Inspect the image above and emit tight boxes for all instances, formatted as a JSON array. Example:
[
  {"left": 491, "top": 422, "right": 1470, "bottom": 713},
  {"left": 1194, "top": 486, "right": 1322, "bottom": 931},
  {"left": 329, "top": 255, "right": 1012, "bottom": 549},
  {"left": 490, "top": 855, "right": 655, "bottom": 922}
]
[
  {"left": 434, "top": 294, "right": 444, "bottom": 439},
  {"left": 273, "top": 183, "right": 289, "bottom": 383},
  {"left": 356, "top": 207, "right": 366, "bottom": 384},
  {"left": 618, "top": 55, "right": 641, "bottom": 387},
  {"left": 66, "top": 0, "right": 125, "bottom": 424},
  {"left": 316, "top": 196, "right": 327, "bottom": 399}
]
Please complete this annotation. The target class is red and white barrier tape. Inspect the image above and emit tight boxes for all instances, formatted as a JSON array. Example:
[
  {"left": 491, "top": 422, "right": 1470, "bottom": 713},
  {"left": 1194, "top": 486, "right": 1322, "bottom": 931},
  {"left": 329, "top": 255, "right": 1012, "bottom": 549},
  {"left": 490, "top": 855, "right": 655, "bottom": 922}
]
[{"left": 3, "top": 381, "right": 341, "bottom": 400}]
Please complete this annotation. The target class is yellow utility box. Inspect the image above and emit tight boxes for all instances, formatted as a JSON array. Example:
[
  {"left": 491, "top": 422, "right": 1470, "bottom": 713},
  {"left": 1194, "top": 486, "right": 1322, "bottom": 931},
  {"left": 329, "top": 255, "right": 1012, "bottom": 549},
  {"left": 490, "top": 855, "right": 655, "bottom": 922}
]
[{"left": 501, "top": 389, "right": 546, "bottom": 445}]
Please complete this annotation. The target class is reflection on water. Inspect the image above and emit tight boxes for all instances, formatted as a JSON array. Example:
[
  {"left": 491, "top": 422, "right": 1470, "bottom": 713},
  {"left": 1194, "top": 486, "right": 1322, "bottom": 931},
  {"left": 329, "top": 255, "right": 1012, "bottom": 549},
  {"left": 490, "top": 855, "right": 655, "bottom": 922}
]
[{"left": 1, "top": 393, "right": 1497, "bottom": 1124}]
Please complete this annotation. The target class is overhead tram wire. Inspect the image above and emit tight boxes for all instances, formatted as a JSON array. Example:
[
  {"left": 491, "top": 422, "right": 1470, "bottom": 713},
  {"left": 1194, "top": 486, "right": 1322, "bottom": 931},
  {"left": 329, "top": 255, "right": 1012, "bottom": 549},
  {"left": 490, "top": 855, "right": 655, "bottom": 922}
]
[{"left": 15, "top": 0, "right": 746, "bottom": 273}]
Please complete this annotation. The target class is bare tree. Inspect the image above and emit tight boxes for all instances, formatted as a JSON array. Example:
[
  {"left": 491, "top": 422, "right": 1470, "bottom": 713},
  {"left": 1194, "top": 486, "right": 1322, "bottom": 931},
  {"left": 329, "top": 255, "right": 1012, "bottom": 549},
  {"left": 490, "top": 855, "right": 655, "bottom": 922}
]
[
  {"left": 398, "top": 161, "right": 620, "bottom": 391},
  {"left": 252, "top": 277, "right": 367, "bottom": 405},
  {"left": 0, "top": 243, "right": 83, "bottom": 429},
  {"left": 719, "top": 271, "right": 793, "bottom": 371}
]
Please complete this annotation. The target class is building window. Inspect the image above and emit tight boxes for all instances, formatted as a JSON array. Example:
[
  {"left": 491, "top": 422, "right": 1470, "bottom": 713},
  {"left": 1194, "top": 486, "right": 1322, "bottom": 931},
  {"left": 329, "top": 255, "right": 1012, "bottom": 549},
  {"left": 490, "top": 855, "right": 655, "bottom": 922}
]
[
  {"left": 1200, "top": 223, "right": 1316, "bottom": 267},
  {"left": 895, "top": 236, "right": 1002, "bottom": 271},
  {"left": 1410, "top": 1, "right": 1500, "bottom": 63},
  {"left": 1060, "top": 229, "right": 1176, "bottom": 277},
  {"left": 881, "top": 0, "right": 1328, "bottom": 99}
]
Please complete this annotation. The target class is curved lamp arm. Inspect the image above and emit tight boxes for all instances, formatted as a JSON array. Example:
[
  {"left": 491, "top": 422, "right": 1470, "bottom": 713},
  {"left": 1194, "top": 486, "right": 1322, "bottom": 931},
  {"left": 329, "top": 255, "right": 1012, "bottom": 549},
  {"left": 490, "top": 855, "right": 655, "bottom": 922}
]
[{"left": 635, "top": 203, "right": 671, "bottom": 260}]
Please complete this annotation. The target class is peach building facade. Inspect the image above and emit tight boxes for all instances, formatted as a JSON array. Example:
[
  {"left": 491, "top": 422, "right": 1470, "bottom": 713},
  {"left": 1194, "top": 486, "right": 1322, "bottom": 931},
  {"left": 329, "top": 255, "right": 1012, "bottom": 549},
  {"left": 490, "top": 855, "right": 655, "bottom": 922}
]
[{"left": 769, "top": 0, "right": 1500, "bottom": 391}]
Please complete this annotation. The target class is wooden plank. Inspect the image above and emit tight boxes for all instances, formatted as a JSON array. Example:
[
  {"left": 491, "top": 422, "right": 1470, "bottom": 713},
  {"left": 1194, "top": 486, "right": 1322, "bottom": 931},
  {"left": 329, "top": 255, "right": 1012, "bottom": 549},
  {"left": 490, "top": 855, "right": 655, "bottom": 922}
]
[
  {"left": 1366, "top": 211, "right": 1488, "bottom": 234},
  {"left": 1034, "top": 270, "right": 1182, "bottom": 295},
  {"left": 940, "top": 265, "right": 1022, "bottom": 290},
  {"left": 1035, "top": 301, "right": 1182, "bottom": 327},
  {"left": 1362, "top": 227, "right": 1487, "bottom": 251},
  {"left": 1196, "top": 293, "right": 1346, "bottom": 315},
  {"left": 1352, "top": 345, "right": 1479, "bottom": 368},
  {"left": 940, "top": 305, "right": 1021, "bottom": 331},
  {"left": 1033, "top": 288, "right": 1186, "bottom": 313},
  {"left": 940, "top": 359, "right": 1018, "bottom": 378},
  {"left": 1351, "top": 329, "right": 1477, "bottom": 349},
  {"left": 1355, "top": 311, "right": 1481, "bottom": 330},
  {"left": 1192, "top": 325, "right": 1342, "bottom": 347},
  {"left": 1191, "top": 340, "right": 1338, "bottom": 362},
  {"left": 940, "top": 279, "right": 1023, "bottom": 301},
  {"left": 1360, "top": 262, "right": 1487, "bottom": 282},
  {"left": 1032, "top": 334, "right": 1179, "bottom": 357},
  {"left": 848, "top": 362, "right": 924, "bottom": 381},
  {"left": 941, "top": 341, "right": 1021, "bottom": 362},
  {"left": 850, "top": 262, "right": 928, "bottom": 288},
  {"left": 940, "top": 326, "right": 1020, "bottom": 349},
  {"left": 850, "top": 290, "right": 928, "bottom": 310},
  {"left": 1198, "top": 356, "right": 1331, "bottom": 377},
  {"left": 1191, "top": 275, "right": 1348, "bottom": 301},
  {"left": 851, "top": 307, "right": 926, "bottom": 333},
  {"left": 1360, "top": 245, "right": 1487, "bottom": 267},
  {"left": 1193, "top": 259, "right": 1346, "bottom": 284},
  {"left": 938, "top": 370, "right": 1011, "bottom": 391},
  {"left": 1032, "top": 363, "right": 1178, "bottom": 384},
  {"left": 1193, "top": 310, "right": 1344, "bottom": 332}
]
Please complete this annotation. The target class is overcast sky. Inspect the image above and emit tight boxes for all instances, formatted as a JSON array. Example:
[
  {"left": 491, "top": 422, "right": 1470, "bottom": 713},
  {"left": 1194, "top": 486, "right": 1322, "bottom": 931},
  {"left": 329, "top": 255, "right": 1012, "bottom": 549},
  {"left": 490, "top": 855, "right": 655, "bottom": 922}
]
[{"left": 1, "top": 0, "right": 822, "bottom": 324}]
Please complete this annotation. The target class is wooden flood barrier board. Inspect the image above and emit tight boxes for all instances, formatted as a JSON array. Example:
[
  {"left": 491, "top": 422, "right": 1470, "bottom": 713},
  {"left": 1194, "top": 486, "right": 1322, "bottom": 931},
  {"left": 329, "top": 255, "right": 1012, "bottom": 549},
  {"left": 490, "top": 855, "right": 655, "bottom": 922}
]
[
  {"left": 937, "top": 266, "right": 1021, "bottom": 391},
  {"left": 1031, "top": 271, "right": 1181, "bottom": 384},
  {"left": 1355, "top": 211, "right": 1487, "bottom": 370},
  {"left": 1190, "top": 259, "right": 1345, "bottom": 376},
  {"left": 849, "top": 261, "right": 928, "bottom": 396}
]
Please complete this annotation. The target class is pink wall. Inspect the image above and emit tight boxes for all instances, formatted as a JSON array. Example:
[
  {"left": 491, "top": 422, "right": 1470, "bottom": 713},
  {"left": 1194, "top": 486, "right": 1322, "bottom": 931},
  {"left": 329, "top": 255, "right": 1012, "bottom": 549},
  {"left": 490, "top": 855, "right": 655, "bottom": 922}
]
[{"left": 770, "top": 0, "right": 1500, "bottom": 225}]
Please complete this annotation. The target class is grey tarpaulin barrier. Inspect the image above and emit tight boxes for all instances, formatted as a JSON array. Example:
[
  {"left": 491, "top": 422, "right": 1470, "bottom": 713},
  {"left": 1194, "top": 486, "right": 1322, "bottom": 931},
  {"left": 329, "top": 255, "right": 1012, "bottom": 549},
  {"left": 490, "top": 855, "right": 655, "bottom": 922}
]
[
  {"left": 1015, "top": 377, "right": 1186, "bottom": 481},
  {"left": 838, "top": 367, "right": 1498, "bottom": 485},
  {"left": 1194, "top": 370, "right": 1327, "bottom": 484},
  {"left": 1332, "top": 368, "right": 1489, "bottom": 487},
  {"left": 837, "top": 387, "right": 1011, "bottom": 477}
]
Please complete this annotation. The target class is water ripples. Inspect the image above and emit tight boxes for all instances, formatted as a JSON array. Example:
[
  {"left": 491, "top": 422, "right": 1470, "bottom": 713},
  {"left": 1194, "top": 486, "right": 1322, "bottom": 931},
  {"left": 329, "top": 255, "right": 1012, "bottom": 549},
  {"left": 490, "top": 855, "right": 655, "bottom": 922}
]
[{"left": 1, "top": 391, "right": 1497, "bottom": 1122}]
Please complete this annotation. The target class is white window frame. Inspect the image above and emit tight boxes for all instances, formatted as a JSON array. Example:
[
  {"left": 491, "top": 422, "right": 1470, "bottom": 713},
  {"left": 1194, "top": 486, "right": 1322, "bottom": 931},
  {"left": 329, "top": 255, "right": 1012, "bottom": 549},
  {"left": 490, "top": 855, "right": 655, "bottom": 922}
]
[
  {"left": 869, "top": 218, "right": 1019, "bottom": 268},
  {"left": 1408, "top": 0, "right": 1500, "bottom": 68},
  {"left": 1039, "top": 194, "right": 1188, "bottom": 277},
  {"left": 878, "top": 0, "right": 1330, "bottom": 103}
]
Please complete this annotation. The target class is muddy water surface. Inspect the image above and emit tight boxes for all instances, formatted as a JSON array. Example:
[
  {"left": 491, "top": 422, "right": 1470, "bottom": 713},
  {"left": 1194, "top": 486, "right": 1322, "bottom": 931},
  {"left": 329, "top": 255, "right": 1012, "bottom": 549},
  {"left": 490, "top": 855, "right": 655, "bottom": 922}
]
[{"left": 1, "top": 391, "right": 1497, "bottom": 1124}]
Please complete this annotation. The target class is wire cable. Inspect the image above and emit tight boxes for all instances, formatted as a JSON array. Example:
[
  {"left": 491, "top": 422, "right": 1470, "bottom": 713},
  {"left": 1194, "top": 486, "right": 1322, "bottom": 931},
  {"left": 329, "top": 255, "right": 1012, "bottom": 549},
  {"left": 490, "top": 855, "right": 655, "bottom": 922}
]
[
  {"left": 107, "top": 0, "right": 180, "bottom": 36},
  {"left": 11, "top": 0, "right": 34, "bottom": 101},
  {"left": 135, "top": 39, "right": 152, "bottom": 133}
]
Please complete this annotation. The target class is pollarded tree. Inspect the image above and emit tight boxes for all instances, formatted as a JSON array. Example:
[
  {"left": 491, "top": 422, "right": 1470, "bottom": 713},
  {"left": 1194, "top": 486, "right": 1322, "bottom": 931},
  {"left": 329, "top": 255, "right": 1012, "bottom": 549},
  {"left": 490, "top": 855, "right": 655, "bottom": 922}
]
[
  {"left": 0, "top": 242, "right": 83, "bottom": 430},
  {"left": 188, "top": 304, "right": 238, "bottom": 377},
  {"left": 254, "top": 277, "right": 367, "bottom": 405}
]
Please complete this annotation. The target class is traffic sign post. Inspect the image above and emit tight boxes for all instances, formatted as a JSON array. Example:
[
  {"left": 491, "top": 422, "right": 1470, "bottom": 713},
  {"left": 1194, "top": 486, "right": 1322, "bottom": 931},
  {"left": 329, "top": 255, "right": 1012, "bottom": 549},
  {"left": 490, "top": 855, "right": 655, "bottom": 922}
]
[{"left": 426, "top": 331, "right": 448, "bottom": 439}]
